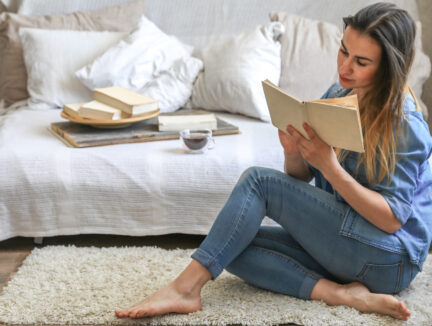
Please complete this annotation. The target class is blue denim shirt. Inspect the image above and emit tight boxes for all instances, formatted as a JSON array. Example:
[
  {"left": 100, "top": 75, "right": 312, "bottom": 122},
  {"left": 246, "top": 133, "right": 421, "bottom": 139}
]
[{"left": 310, "top": 82, "right": 432, "bottom": 269}]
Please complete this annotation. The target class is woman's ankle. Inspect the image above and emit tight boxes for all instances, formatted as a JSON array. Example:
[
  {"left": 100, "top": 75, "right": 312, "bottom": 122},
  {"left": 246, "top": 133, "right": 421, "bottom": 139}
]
[
  {"left": 310, "top": 278, "right": 347, "bottom": 306},
  {"left": 172, "top": 260, "right": 212, "bottom": 296}
]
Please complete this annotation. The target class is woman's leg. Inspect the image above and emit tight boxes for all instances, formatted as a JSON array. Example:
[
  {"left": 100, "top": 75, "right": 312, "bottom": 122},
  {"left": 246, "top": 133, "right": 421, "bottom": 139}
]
[
  {"left": 226, "top": 226, "right": 411, "bottom": 320},
  {"left": 116, "top": 167, "right": 411, "bottom": 319}
]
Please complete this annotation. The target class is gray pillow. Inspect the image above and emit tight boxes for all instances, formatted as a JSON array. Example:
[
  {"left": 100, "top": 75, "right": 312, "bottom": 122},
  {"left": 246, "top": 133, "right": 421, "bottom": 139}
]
[
  {"left": 17, "top": 0, "right": 138, "bottom": 16},
  {"left": 0, "top": 0, "right": 145, "bottom": 107}
]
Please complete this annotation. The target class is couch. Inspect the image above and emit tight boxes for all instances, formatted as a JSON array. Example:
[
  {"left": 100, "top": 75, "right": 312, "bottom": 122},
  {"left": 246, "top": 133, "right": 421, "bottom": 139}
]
[{"left": 0, "top": 0, "right": 430, "bottom": 243}]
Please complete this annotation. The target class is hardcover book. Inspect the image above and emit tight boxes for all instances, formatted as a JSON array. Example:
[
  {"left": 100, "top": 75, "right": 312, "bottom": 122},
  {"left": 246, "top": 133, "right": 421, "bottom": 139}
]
[
  {"left": 79, "top": 100, "right": 124, "bottom": 120},
  {"left": 93, "top": 86, "right": 159, "bottom": 116},
  {"left": 262, "top": 79, "right": 364, "bottom": 152},
  {"left": 158, "top": 113, "right": 217, "bottom": 131}
]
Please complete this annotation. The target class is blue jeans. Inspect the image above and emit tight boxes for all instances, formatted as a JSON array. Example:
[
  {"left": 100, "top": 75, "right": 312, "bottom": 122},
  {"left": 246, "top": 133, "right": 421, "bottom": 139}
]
[{"left": 191, "top": 167, "right": 418, "bottom": 299}]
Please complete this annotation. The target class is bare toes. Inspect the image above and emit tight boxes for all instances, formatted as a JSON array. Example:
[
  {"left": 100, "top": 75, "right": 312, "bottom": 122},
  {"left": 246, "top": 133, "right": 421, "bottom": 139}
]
[
  {"left": 115, "top": 310, "right": 126, "bottom": 318},
  {"left": 136, "top": 310, "right": 147, "bottom": 318}
]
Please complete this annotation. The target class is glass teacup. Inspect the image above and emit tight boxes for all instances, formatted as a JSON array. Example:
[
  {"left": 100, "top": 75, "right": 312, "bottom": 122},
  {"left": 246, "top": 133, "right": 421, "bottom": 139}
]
[{"left": 179, "top": 129, "right": 215, "bottom": 154}]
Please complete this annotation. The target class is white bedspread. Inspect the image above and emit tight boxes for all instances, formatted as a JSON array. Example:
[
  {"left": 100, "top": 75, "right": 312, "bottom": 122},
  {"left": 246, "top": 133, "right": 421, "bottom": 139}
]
[{"left": 0, "top": 107, "right": 284, "bottom": 241}]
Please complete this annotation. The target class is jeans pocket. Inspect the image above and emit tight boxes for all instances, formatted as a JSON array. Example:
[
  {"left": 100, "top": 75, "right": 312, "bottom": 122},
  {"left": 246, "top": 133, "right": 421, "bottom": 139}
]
[
  {"left": 356, "top": 262, "right": 402, "bottom": 294},
  {"left": 398, "top": 263, "right": 420, "bottom": 292},
  {"left": 340, "top": 207, "right": 407, "bottom": 254}
]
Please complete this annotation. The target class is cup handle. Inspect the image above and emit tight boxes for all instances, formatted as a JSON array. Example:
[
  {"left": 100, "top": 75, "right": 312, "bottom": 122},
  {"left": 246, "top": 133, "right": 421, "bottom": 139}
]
[{"left": 208, "top": 137, "right": 215, "bottom": 150}]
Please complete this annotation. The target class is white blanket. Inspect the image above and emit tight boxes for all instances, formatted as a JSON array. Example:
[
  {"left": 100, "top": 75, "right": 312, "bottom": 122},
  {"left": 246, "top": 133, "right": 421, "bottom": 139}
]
[{"left": 0, "top": 107, "right": 284, "bottom": 241}]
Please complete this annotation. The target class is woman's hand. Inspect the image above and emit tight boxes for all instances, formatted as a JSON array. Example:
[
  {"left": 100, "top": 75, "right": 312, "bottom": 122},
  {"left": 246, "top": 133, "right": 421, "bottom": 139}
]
[
  {"left": 278, "top": 128, "right": 300, "bottom": 155},
  {"left": 287, "top": 123, "right": 340, "bottom": 176}
]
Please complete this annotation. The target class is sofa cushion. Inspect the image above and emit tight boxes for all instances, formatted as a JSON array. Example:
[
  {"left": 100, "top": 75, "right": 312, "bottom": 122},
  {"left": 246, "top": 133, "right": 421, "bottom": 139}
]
[
  {"left": 20, "top": 28, "right": 126, "bottom": 109},
  {"left": 270, "top": 12, "right": 341, "bottom": 101},
  {"left": 187, "top": 22, "right": 285, "bottom": 121},
  {"left": 0, "top": 0, "right": 145, "bottom": 107},
  {"left": 17, "top": 0, "right": 138, "bottom": 16},
  {"left": 271, "top": 12, "right": 431, "bottom": 118}
]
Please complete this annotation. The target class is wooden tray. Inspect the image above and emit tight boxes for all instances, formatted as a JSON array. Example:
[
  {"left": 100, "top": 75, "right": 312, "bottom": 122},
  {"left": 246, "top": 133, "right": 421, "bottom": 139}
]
[
  {"left": 51, "top": 110, "right": 240, "bottom": 148},
  {"left": 61, "top": 109, "right": 160, "bottom": 128}
]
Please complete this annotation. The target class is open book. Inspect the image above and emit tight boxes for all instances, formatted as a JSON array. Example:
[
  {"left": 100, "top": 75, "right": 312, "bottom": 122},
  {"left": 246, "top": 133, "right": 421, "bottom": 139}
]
[{"left": 262, "top": 79, "right": 364, "bottom": 152}]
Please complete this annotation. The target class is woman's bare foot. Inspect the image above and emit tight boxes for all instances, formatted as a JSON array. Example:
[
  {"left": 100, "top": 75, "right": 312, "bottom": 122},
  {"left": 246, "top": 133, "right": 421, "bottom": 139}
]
[
  {"left": 311, "top": 279, "right": 410, "bottom": 320},
  {"left": 115, "top": 282, "right": 202, "bottom": 318},
  {"left": 115, "top": 259, "right": 212, "bottom": 319},
  {"left": 342, "top": 282, "right": 410, "bottom": 320}
]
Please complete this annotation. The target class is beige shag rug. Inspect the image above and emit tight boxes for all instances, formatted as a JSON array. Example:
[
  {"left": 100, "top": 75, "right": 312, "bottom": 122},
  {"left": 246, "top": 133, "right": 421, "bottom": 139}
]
[{"left": 0, "top": 246, "right": 431, "bottom": 326}]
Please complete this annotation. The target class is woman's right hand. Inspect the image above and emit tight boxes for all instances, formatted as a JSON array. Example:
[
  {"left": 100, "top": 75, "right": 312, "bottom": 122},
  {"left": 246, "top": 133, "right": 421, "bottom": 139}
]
[{"left": 278, "top": 128, "right": 300, "bottom": 155}]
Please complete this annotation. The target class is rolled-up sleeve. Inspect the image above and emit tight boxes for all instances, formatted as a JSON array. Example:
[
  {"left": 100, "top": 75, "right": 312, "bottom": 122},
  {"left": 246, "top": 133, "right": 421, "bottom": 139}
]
[{"left": 372, "top": 113, "right": 432, "bottom": 225}]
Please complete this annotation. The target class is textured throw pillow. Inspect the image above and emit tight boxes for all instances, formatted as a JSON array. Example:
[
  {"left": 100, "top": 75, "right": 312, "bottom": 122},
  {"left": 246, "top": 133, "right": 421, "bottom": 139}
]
[
  {"left": 76, "top": 15, "right": 194, "bottom": 91},
  {"left": 0, "top": 0, "right": 18, "bottom": 12},
  {"left": 19, "top": 28, "right": 126, "bottom": 109},
  {"left": 0, "top": 0, "right": 145, "bottom": 107},
  {"left": 187, "top": 22, "right": 285, "bottom": 121},
  {"left": 139, "top": 56, "right": 203, "bottom": 113},
  {"left": 17, "top": 0, "right": 137, "bottom": 16},
  {"left": 271, "top": 12, "right": 431, "bottom": 118},
  {"left": 269, "top": 12, "right": 342, "bottom": 101},
  {"left": 407, "top": 21, "right": 431, "bottom": 116}
]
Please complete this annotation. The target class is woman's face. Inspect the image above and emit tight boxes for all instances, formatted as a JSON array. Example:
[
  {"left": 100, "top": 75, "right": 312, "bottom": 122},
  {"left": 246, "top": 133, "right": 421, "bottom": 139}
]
[{"left": 337, "top": 26, "right": 382, "bottom": 98}]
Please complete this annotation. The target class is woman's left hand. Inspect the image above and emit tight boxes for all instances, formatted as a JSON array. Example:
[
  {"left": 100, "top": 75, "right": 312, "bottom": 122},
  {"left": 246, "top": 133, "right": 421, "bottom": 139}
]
[{"left": 287, "top": 123, "right": 340, "bottom": 176}]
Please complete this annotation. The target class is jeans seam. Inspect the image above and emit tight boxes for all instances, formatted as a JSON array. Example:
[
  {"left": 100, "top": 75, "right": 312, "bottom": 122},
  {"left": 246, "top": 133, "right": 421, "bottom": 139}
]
[
  {"left": 339, "top": 208, "right": 408, "bottom": 255},
  {"left": 255, "top": 234, "right": 303, "bottom": 250},
  {"left": 249, "top": 245, "right": 321, "bottom": 281},
  {"left": 396, "top": 262, "right": 403, "bottom": 293},
  {"left": 209, "top": 185, "right": 255, "bottom": 270},
  {"left": 356, "top": 262, "right": 403, "bottom": 294},
  {"left": 259, "top": 175, "right": 345, "bottom": 218}
]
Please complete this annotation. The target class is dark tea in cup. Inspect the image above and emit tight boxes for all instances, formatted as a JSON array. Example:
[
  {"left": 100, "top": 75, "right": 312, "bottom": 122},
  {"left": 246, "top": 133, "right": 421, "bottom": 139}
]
[
  {"left": 182, "top": 133, "right": 209, "bottom": 150},
  {"left": 180, "top": 129, "right": 215, "bottom": 153}
]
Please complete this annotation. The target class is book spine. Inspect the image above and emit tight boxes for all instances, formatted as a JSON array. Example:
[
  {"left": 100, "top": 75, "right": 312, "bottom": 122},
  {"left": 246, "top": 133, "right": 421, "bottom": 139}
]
[{"left": 302, "top": 102, "right": 307, "bottom": 123}]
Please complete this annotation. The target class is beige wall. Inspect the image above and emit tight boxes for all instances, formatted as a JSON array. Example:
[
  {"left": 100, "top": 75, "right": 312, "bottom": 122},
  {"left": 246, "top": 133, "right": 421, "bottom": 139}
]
[{"left": 416, "top": 0, "right": 432, "bottom": 132}]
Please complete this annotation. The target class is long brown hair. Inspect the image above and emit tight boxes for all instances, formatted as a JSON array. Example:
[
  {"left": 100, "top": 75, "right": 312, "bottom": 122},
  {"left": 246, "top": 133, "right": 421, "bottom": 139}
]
[{"left": 341, "top": 2, "right": 416, "bottom": 184}]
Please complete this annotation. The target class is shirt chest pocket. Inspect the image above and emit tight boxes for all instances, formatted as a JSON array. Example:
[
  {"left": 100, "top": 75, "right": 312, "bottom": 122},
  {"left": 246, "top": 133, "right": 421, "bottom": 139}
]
[{"left": 340, "top": 207, "right": 407, "bottom": 254}]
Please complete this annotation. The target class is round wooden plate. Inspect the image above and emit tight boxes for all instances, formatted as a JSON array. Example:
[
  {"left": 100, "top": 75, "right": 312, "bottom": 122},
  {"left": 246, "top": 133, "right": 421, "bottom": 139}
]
[{"left": 61, "top": 109, "right": 160, "bottom": 129}]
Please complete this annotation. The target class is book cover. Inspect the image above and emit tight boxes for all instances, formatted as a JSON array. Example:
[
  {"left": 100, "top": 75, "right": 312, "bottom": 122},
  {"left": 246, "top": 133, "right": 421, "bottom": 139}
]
[
  {"left": 79, "top": 100, "right": 124, "bottom": 120},
  {"left": 94, "top": 86, "right": 159, "bottom": 115},
  {"left": 262, "top": 79, "right": 364, "bottom": 152}
]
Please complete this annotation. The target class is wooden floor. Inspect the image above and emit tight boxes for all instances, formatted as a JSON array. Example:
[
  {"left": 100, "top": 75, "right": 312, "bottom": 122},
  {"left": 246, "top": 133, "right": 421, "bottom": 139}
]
[{"left": 0, "top": 234, "right": 299, "bottom": 326}]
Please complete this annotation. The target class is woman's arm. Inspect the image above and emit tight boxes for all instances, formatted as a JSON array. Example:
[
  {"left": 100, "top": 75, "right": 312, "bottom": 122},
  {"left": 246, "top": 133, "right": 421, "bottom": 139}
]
[
  {"left": 284, "top": 151, "right": 314, "bottom": 182},
  {"left": 278, "top": 129, "right": 313, "bottom": 182},
  {"left": 324, "top": 162, "right": 401, "bottom": 233},
  {"left": 287, "top": 123, "right": 402, "bottom": 234}
]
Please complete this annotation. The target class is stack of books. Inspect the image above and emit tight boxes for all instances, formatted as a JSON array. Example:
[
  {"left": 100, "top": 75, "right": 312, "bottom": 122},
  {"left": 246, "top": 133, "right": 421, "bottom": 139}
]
[{"left": 63, "top": 86, "right": 159, "bottom": 120}]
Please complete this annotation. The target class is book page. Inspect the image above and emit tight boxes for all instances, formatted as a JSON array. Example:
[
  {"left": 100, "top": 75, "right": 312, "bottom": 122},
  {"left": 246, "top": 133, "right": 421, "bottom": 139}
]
[
  {"left": 262, "top": 80, "right": 306, "bottom": 137},
  {"left": 305, "top": 102, "right": 364, "bottom": 152},
  {"left": 310, "top": 94, "right": 358, "bottom": 109}
]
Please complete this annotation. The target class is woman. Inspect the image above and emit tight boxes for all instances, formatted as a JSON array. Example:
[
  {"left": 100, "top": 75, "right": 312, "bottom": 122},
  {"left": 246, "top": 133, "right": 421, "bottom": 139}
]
[{"left": 116, "top": 3, "right": 432, "bottom": 321}]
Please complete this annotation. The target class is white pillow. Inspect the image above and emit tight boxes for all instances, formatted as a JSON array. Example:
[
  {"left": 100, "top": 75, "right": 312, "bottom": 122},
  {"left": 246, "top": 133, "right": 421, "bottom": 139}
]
[
  {"left": 187, "top": 22, "right": 284, "bottom": 121},
  {"left": 139, "top": 57, "right": 203, "bottom": 113},
  {"left": 19, "top": 28, "right": 125, "bottom": 109},
  {"left": 75, "top": 15, "right": 193, "bottom": 91},
  {"left": 17, "top": 0, "right": 137, "bottom": 16}
]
